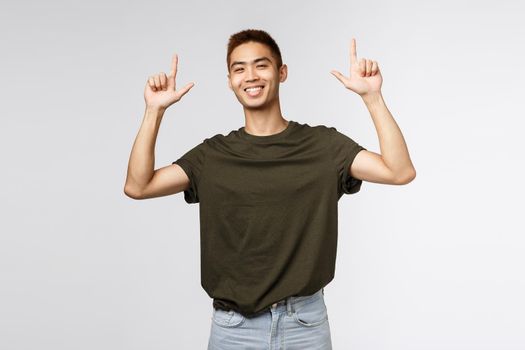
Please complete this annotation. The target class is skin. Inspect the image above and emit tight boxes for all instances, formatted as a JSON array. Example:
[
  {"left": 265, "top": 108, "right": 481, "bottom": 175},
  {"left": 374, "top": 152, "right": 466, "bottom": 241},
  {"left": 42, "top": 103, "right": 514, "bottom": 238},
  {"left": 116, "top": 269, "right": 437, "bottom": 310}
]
[
  {"left": 124, "top": 37, "right": 415, "bottom": 200},
  {"left": 330, "top": 38, "right": 416, "bottom": 185},
  {"left": 226, "top": 41, "right": 289, "bottom": 136}
]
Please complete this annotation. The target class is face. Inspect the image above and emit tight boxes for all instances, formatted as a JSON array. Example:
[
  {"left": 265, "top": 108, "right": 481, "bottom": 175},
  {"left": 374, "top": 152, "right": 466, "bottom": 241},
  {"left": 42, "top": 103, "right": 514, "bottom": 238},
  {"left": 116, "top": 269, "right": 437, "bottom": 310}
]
[{"left": 227, "top": 41, "right": 287, "bottom": 110}]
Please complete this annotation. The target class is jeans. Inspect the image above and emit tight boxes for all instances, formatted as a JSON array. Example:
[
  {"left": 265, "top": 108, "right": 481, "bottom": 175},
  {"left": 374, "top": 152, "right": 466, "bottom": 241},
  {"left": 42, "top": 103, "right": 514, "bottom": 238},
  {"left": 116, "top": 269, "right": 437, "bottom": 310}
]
[{"left": 207, "top": 288, "right": 332, "bottom": 349}]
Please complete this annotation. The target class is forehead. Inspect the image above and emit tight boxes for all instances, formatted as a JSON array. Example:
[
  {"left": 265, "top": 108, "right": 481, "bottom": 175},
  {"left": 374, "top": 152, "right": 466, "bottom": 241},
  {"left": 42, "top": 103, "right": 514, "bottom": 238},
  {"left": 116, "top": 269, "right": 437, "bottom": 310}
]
[{"left": 230, "top": 41, "right": 272, "bottom": 60}]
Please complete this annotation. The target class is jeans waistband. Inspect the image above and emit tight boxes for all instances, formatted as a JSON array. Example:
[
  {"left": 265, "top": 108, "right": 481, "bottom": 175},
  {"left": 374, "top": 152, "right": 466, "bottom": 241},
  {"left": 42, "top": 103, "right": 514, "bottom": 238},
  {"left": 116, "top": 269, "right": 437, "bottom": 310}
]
[
  {"left": 230, "top": 287, "right": 325, "bottom": 318},
  {"left": 270, "top": 288, "right": 324, "bottom": 315}
]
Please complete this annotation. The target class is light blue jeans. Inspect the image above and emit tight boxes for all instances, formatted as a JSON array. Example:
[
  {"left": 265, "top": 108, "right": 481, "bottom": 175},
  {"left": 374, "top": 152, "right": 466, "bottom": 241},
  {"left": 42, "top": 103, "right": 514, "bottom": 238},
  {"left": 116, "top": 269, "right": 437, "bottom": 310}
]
[{"left": 207, "top": 288, "right": 332, "bottom": 349}]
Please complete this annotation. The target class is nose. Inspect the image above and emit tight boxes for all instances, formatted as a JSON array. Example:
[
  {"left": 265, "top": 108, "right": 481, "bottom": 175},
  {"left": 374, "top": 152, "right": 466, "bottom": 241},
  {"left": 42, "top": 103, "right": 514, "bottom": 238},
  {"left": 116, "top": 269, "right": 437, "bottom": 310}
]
[{"left": 245, "top": 66, "right": 259, "bottom": 82}]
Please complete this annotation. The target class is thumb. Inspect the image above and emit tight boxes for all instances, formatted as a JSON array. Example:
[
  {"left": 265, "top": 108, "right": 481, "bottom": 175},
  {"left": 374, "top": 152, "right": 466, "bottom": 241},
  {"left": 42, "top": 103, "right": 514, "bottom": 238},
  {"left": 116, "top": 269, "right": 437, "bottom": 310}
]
[
  {"left": 330, "top": 70, "right": 347, "bottom": 85},
  {"left": 177, "top": 82, "right": 195, "bottom": 98}
]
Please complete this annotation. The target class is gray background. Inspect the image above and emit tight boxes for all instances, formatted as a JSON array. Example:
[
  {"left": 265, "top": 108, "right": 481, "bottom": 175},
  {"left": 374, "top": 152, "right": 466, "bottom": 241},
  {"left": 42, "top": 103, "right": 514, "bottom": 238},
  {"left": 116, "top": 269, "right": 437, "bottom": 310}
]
[{"left": 2, "top": 0, "right": 524, "bottom": 349}]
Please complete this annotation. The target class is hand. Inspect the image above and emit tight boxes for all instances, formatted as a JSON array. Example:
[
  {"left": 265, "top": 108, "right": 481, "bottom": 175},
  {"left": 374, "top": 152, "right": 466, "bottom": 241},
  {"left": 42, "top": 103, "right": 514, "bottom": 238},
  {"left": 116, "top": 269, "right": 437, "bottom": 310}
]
[
  {"left": 330, "top": 38, "right": 382, "bottom": 97},
  {"left": 144, "top": 53, "right": 195, "bottom": 110}
]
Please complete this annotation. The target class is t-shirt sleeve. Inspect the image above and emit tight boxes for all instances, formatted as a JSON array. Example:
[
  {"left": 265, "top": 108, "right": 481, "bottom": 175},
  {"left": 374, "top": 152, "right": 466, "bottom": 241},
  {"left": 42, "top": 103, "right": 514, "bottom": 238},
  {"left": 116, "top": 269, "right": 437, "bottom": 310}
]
[
  {"left": 326, "top": 126, "right": 367, "bottom": 198},
  {"left": 172, "top": 141, "right": 207, "bottom": 204}
]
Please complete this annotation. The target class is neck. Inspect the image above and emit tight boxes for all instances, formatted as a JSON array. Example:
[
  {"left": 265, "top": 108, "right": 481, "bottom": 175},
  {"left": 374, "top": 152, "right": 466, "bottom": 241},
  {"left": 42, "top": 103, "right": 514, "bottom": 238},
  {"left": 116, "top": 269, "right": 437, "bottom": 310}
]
[{"left": 242, "top": 98, "right": 288, "bottom": 136}]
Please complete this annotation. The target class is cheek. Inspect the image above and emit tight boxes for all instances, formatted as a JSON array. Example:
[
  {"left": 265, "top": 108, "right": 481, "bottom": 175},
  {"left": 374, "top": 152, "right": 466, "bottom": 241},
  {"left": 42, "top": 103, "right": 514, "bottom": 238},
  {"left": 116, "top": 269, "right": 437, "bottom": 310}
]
[{"left": 232, "top": 78, "right": 243, "bottom": 88}]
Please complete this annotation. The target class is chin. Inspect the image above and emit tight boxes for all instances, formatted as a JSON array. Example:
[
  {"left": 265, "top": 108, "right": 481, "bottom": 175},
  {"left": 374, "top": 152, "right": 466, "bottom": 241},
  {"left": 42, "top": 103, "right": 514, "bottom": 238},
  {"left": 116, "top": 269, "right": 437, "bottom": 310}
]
[
  {"left": 243, "top": 103, "right": 266, "bottom": 110},
  {"left": 240, "top": 97, "right": 267, "bottom": 108},
  {"left": 246, "top": 100, "right": 270, "bottom": 109}
]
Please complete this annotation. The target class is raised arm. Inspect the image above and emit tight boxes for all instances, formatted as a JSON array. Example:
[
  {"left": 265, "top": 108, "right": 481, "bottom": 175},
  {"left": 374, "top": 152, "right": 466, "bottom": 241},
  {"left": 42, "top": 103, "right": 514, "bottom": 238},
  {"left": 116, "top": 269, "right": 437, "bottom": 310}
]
[
  {"left": 124, "top": 54, "right": 195, "bottom": 199},
  {"left": 331, "top": 38, "right": 416, "bottom": 185}
]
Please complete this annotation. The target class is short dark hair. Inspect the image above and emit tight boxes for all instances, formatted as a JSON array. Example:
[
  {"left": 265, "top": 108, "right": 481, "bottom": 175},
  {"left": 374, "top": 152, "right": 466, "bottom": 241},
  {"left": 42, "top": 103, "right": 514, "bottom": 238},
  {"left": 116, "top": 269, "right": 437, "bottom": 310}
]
[{"left": 226, "top": 29, "right": 283, "bottom": 72}]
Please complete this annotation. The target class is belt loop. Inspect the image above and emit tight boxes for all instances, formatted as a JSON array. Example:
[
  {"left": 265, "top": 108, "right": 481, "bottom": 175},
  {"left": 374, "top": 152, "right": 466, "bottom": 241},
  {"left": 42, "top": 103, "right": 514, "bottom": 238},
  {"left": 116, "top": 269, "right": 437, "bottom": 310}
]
[{"left": 286, "top": 296, "right": 293, "bottom": 316}]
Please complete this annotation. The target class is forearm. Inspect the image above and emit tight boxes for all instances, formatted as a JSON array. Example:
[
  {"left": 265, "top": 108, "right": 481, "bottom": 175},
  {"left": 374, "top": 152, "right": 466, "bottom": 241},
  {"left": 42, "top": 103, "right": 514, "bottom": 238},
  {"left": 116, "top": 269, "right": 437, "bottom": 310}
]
[
  {"left": 124, "top": 106, "right": 166, "bottom": 195},
  {"left": 362, "top": 92, "right": 416, "bottom": 179}
]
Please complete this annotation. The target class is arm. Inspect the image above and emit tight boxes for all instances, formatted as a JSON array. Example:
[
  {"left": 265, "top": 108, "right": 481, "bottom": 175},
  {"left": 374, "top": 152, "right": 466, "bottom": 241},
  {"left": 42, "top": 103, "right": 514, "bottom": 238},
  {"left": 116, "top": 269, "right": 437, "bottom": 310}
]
[
  {"left": 351, "top": 92, "right": 416, "bottom": 185},
  {"left": 331, "top": 38, "right": 416, "bottom": 185},
  {"left": 124, "top": 53, "right": 195, "bottom": 199},
  {"left": 124, "top": 107, "right": 190, "bottom": 199}
]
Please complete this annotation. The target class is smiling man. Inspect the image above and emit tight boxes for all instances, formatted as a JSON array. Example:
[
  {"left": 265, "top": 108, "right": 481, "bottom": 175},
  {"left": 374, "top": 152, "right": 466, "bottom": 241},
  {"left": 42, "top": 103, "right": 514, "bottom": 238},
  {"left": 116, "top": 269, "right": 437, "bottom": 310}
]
[{"left": 124, "top": 29, "right": 415, "bottom": 349}]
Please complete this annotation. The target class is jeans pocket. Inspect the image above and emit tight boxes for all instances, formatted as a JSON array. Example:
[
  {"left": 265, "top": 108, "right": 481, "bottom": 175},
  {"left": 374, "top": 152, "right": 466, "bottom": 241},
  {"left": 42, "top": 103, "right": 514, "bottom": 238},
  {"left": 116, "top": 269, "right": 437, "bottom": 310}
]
[
  {"left": 212, "top": 308, "right": 246, "bottom": 328},
  {"left": 292, "top": 298, "right": 328, "bottom": 327}
]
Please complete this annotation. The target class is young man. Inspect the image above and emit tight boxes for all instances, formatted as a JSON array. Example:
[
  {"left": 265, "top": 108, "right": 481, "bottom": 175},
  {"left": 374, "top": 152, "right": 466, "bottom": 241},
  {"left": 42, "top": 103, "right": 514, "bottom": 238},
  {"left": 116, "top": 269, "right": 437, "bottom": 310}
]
[{"left": 124, "top": 29, "right": 415, "bottom": 349}]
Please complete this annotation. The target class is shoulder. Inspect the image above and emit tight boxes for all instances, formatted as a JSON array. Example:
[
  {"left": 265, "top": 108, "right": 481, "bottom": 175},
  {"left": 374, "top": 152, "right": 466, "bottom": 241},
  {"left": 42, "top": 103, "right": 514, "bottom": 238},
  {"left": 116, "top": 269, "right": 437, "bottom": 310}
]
[
  {"left": 292, "top": 120, "right": 338, "bottom": 139},
  {"left": 205, "top": 129, "right": 238, "bottom": 144},
  {"left": 300, "top": 122, "right": 363, "bottom": 152},
  {"left": 198, "top": 126, "right": 245, "bottom": 152}
]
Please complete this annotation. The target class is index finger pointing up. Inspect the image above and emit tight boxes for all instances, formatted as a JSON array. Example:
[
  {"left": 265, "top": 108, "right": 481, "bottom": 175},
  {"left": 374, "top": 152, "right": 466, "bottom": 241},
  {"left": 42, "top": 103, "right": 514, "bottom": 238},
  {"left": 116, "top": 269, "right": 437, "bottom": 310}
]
[
  {"left": 170, "top": 53, "right": 178, "bottom": 76},
  {"left": 350, "top": 38, "right": 357, "bottom": 65}
]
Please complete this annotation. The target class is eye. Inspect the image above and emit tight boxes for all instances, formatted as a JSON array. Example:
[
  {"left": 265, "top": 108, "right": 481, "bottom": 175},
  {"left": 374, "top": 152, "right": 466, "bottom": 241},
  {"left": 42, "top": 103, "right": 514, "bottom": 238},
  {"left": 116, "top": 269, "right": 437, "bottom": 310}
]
[
  {"left": 257, "top": 65, "right": 267, "bottom": 68},
  {"left": 234, "top": 68, "right": 243, "bottom": 72}
]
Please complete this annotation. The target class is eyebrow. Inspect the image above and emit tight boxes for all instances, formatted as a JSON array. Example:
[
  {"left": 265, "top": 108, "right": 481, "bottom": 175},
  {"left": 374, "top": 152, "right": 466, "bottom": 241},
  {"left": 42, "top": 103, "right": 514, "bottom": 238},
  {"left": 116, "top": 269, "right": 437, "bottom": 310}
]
[{"left": 230, "top": 56, "right": 272, "bottom": 70}]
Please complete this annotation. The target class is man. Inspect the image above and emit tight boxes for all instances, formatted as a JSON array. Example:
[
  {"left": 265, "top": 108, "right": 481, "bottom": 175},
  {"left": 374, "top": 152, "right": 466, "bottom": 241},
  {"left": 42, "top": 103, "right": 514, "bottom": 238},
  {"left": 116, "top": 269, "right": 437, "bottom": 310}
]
[{"left": 124, "top": 29, "right": 415, "bottom": 349}]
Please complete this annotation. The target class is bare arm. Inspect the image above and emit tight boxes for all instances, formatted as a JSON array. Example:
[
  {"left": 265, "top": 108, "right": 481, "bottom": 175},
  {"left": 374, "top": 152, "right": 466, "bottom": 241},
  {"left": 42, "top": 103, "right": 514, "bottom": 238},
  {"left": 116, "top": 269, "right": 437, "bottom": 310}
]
[
  {"left": 331, "top": 38, "right": 416, "bottom": 185},
  {"left": 124, "top": 107, "right": 189, "bottom": 199},
  {"left": 348, "top": 93, "right": 415, "bottom": 185},
  {"left": 123, "top": 53, "right": 195, "bottom": 199}
]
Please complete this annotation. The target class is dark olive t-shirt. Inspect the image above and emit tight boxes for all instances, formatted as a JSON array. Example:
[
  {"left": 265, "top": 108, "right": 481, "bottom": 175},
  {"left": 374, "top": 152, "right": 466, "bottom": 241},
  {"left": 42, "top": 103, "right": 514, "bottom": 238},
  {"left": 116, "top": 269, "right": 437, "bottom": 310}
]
[{"left": 172, "top": 120, "right": 366, "bottom": 317}]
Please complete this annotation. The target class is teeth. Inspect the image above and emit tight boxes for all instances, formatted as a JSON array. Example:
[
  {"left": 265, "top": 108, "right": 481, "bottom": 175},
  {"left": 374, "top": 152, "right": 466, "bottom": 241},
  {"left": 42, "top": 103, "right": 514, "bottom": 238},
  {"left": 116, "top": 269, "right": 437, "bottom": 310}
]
[{"left": 245, "top": 86, "right": 263, "bottom": 91}]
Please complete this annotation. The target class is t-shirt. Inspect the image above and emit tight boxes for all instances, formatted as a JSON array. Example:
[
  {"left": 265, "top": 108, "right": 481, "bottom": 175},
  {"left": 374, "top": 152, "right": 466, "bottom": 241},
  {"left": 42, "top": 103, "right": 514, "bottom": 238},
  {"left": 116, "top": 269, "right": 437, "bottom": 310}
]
[{"left": 172, "top": 120, "right": 366, "bottom": 318}]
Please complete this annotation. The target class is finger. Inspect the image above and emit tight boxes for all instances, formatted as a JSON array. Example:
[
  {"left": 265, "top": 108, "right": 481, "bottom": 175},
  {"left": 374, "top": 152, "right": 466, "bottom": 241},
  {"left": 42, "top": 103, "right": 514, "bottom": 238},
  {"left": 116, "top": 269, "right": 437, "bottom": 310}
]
[
  {"left": 359, "top": 58, "right": 366, "bottom": 76},
  {"left": 372, "top": 61, "right": 378, "bottom": 75},
  {"left": 350, "top": 38, "right": 358, "bottom": 65},
  {"left": 170, "top": 53, "right": 178, "bottom": 90},
  {"left": 159, "top": 72, "right": 167, "bottom": 90},
  {"left": 154, "top": 75, "right": 161, "bottom": 89},
  {"left": 366, "top": 60, "right": 372, "bottom": 76},
  {"left": 170, "top": 53, "right": 178, "bottom": 77},
  {"left": 148, "top": 77, "right": 157, "bottom": 91}
]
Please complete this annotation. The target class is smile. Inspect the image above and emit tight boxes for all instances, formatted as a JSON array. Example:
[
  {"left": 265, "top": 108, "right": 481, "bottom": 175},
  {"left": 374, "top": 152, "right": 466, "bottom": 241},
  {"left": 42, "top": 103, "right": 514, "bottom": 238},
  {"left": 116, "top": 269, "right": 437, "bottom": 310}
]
[{"left": 244, "top": 85, "right": 264, "bottom": 97}]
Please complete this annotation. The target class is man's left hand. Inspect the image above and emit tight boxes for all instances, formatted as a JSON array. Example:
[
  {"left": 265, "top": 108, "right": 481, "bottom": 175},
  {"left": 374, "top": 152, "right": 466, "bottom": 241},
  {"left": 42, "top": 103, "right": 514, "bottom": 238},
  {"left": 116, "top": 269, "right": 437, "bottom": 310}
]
[{"left": 331, "top": 38, "right": 383, "bottom": 97}]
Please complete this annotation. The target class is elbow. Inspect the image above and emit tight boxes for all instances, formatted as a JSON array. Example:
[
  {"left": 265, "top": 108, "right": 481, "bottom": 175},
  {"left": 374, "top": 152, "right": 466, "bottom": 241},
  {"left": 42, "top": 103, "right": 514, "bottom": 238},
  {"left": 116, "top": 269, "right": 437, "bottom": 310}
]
[
  {"left": 124, "top": 184, "right": 143, "bottom": 200},
  {"left": 394, "top": 168, "right": 416, "bottom": 185}
]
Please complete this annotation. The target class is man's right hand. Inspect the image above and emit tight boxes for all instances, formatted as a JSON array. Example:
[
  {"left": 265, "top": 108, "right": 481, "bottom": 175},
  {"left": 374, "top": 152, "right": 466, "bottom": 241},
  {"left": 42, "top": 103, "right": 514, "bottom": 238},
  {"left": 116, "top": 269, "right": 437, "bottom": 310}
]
[{"left": 144, "top": 53, "right": 195, "bottom": 110}]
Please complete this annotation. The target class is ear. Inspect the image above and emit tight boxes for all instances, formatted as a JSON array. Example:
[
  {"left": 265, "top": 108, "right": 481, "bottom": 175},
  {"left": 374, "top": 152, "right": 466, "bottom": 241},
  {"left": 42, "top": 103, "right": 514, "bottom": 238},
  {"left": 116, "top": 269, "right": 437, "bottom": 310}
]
[
  {"left": 279, "top": 64, "right": 288, "bottom": 83},
  {"left": 227, "top": 74, "right": 232, "bottom": 90}
]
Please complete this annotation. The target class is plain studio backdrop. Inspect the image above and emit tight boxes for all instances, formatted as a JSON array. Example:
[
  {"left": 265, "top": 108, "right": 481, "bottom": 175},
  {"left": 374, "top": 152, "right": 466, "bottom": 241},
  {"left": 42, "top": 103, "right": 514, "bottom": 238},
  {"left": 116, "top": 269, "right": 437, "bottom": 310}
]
[{"left": 1, "top": 0, "right": 524, "bottom": 349}]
